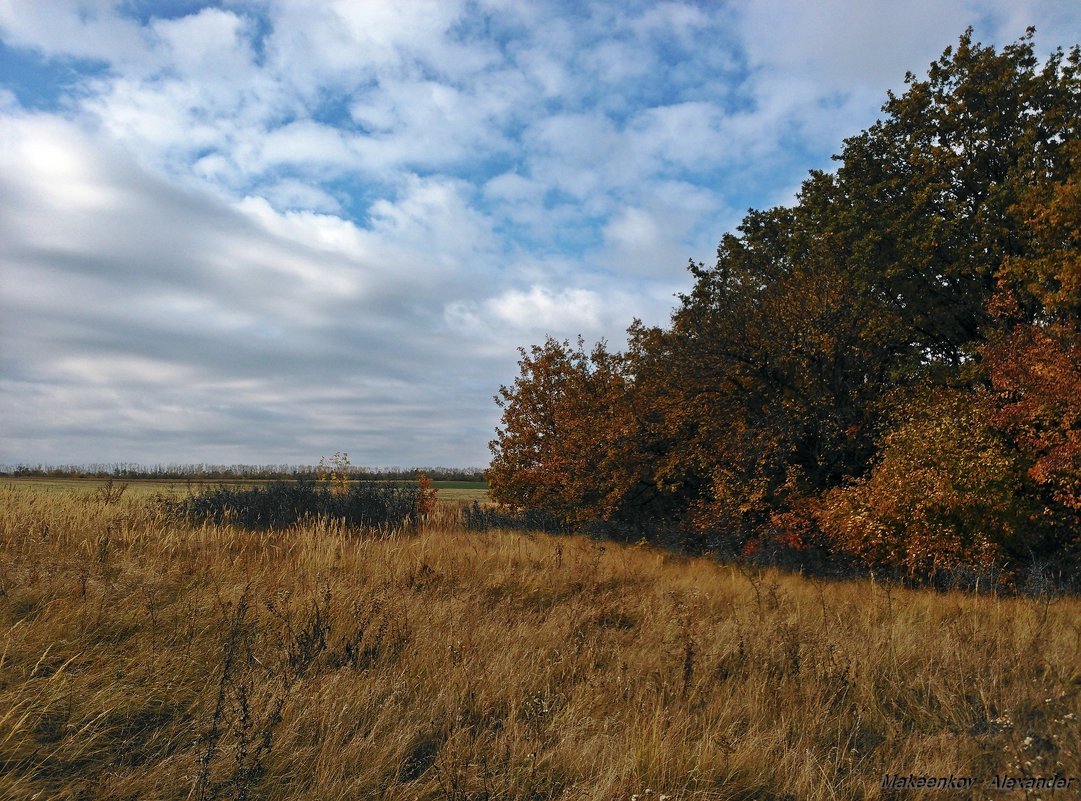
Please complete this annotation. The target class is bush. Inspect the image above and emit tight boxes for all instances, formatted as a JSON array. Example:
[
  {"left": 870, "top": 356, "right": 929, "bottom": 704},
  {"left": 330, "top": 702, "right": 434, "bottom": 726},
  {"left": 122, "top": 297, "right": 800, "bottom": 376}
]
[
  {"left": 815, "top": 387, "right": 1031, "bottom": 577},
  {"left": 462, "top": 501, "right": 570, "bottom": 534},
  {"left": 166, "top": 480, "right": 424, "bottom": 531}
]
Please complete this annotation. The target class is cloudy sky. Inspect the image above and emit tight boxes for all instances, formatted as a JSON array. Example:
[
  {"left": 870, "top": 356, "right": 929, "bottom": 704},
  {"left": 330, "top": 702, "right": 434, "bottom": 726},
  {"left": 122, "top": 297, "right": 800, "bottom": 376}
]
[{"left": 1, "top": 1, "right": 1078, "bottom": 469}]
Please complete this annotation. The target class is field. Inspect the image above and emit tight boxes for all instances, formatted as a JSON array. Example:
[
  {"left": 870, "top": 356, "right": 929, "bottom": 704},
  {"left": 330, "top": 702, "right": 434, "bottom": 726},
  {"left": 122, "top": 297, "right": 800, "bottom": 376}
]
[
  {"left": 1, "top": 482, "right": 1079, "bottom": 800},
  {"left": 2, "top": 476, "right": 490, "bottom": 504}
]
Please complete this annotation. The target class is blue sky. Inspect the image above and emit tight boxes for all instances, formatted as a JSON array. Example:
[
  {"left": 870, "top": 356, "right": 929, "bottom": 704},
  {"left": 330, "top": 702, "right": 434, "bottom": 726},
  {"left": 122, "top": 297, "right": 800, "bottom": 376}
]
[{"left": 2, "top": 0, "right": 1079, "bottom": 469}]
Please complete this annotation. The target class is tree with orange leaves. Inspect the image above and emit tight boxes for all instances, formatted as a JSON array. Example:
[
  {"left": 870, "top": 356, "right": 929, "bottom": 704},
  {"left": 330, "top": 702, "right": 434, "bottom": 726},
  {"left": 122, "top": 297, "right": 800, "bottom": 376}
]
[{"left": 487, "top": 30, "right": 1081, "bottom": 581}]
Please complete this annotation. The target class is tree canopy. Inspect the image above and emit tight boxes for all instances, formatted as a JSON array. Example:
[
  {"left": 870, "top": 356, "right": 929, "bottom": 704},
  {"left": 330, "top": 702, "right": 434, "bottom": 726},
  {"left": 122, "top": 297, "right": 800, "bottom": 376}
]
[{"left": 489, "top": 30, "right": 1081, "bottom": 583}]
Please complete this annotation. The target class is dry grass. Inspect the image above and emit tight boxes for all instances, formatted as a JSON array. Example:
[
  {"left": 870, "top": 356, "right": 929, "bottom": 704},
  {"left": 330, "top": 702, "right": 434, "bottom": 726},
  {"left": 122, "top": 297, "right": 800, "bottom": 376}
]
[{"left": 1, "top": 483, "right": 1079, "bottom": 800}]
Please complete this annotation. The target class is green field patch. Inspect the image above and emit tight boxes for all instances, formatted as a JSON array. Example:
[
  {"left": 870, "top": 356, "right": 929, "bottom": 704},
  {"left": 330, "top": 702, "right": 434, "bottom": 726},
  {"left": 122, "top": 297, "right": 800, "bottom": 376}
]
[{"left": 430, "top": 480, "right": 487, "bottom": 490}]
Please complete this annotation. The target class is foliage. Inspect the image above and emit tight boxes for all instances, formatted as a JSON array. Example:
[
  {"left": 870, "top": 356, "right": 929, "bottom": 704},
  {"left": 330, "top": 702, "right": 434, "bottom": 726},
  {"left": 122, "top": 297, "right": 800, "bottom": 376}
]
[
  {"left": 985, "top": 322, "right": 1081, "bottom": 547},
  {"left": 831, "top": 29, "right": 1079, "bottom": 365},
  {"left": 167, "top": 480, "right": 425, "bottom": 531},
  {"left": 487, "top": 338, "right": 662, "bottom": 529},
  {"left": 994, "top": 128, "right": 1081, "bottom": 321},
  {"left": 415, "top": 472, "right": 440, "bottom": 517},
  {"left": 488, "top": 29, "right": 1081, "bottom": 580},
  {"left": 644, "top": 184, "right": 901, "bottom": 545},
  {"left": 815, "top": 387, "right": 1027, "bottom": 574}
]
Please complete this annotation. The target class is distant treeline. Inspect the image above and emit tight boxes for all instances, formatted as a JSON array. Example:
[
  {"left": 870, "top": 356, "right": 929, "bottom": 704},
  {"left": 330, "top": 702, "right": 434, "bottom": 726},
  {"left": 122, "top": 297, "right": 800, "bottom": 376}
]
[{"left": 1, "top": 463, "right": 486, "bottom": 483}]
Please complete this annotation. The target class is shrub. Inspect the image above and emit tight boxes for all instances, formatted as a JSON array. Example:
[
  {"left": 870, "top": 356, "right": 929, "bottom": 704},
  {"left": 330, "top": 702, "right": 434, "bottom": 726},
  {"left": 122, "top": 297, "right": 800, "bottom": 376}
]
[
  {"left": 166, "top": 480, "right": 424, "bottom": 531},
  {"left": 815, "top": 387, "right": 1031, "bottom": 577},
  {"left": 462, "top": 501, "right": 570, "bottom": 534}
]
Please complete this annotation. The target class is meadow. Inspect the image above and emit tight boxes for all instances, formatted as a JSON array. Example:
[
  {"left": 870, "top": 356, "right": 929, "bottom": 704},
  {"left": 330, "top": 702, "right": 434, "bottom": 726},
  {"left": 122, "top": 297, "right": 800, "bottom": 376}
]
[
  {"left": 3, "top": 477, "right": 489, "bottom": 505},
  {"left": 1, "top": 481, "right": 1079, "bottom": 800}
]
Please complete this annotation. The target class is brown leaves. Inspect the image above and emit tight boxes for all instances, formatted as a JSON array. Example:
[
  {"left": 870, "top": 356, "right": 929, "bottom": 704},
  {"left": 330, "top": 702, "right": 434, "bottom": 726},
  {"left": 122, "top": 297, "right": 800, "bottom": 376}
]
[
  {"left": 815, "top": 387, "right": 1024, "bottom": 574},
  {"left": 985, "top": 322, "right": 1081, "bottom": 515},
  {"left": 487, "top": 338, "right": 653, "bottom": 527},
  {"left": 416, "top": 472, "right": 439, "bottom": 517},
  {"left": 996, "top": 139, "right": 1081, "bottom": 321},
  {"left": 486, "top": 31, "right": 1081, "bottom": 579}
]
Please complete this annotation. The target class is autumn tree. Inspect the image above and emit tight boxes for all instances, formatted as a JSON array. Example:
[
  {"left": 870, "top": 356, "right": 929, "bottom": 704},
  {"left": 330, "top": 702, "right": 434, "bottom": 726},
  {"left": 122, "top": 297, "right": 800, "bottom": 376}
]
[
  {"left": 487, "top": 338, "right": 664, "bottom": 528},
  {"left": 815, "top": 387, "right": 1030, "bottom": 575},
  {"left": 488, "top": 30, "right": 1081, "bottom": 580},
  {"left": 805, "top": 32, "right": 1081, "bottom": 574},
  {"left": 831, "top": 29, "right": 1080, "bottom": 369},
  {"left": 630, "top": 177, "right": 904, "bottom": 549},
  {"left": 980, "top": 138, "right": 1081, "bottom": 557}
]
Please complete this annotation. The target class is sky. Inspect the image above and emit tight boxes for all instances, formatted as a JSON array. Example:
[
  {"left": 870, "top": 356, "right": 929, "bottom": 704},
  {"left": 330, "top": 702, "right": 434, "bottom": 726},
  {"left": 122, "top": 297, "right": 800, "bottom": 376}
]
[{"left": 2, "top": 1, "right": 1079, "bottom": 469}]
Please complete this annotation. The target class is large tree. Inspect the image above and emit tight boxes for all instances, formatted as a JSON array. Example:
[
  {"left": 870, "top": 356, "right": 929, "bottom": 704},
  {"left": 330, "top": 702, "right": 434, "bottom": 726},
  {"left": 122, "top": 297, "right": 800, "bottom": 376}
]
[
  {"left": 832, "top": 29, "right": 1080, "bottom": 366},
  {"left": 488, "top": 30, "right": 1081, "bottom": 576}
]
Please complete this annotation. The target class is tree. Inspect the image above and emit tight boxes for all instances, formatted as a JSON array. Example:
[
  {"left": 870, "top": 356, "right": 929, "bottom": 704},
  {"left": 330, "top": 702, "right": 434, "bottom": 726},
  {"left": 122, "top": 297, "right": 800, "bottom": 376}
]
[
  {"left": 487, "top": 338, "right": 661, "bottom": 528},
  {"left": 828, "top": 30, "right": 1079, "bottom": 369},
  {"left": 635, "top": 174, "right": 902, "bottom": 548},
  {"left": 815, "top": 387, "right": 1029, "bottom": 575},
  {"left": 487, "top": 30, "right": 1081, "bottom": 579},
  {"left": 981, "top": 124, "right": 1081, "bottom": 560}
]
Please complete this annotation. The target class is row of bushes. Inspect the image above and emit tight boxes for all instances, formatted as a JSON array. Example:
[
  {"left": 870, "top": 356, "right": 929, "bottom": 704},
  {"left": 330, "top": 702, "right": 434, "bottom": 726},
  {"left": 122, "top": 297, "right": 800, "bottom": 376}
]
[
  {"left": 155, "top": 479, "right": 1080, "bottom": 595},
  {"left": 462, "top": 501, "right": 1081, "bottom": 595}
]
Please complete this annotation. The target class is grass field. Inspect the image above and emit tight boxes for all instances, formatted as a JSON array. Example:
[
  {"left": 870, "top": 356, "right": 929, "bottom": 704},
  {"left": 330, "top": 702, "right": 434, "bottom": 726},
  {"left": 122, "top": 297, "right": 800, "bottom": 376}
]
[
  {"left": 1, "top": 476, "right": 489, "bottom": 504},
  {"left": 1, "top": 482, "right": 1079, "bottom": 800}
]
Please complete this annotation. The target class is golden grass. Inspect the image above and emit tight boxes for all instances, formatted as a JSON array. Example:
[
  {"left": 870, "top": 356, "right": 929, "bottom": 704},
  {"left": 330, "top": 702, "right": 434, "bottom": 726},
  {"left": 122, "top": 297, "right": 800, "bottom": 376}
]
[{"left": 0, "top": 483, "right": 1078, "bottom": 800}]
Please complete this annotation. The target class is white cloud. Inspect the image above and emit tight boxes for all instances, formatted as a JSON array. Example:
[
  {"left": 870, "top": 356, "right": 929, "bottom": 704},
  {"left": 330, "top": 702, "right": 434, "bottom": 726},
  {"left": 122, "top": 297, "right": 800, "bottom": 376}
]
[
  {"left": 484, "top": 171, "right": 541, "bottom": 204},
  {"left": 601, "top": 207, "right": 677, "bottom": 274},
  {"left": 259, "top": 178, "right": 342, "bottom": 213},
  {"left": 151, "top": 7, "right": 253, "bottom": 79},
  {"left": 627, "top": 101, "right": 727, "bottom": 169},
  {"left": 490, "top": 285, "right": 601, "bottom": 332},
  {"left": 739, "top": 0, "right": 979, "bottom": 90},
  {"left": 255, "top": 120, "right": 357, "bottom": 170},
  {"left": 0, "top": 1, "right": 151, "bottom": 65}
]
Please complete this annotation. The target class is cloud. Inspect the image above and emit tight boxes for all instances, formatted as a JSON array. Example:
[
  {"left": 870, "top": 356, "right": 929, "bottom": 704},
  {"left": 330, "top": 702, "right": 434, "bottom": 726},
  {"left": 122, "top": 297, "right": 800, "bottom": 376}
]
[
  {"left": 0, "top": 111, "right": 509, "bottom": 465},
  {"left": 600, "top": 206, "right": 689, "bottom": 277},
  {"left": 0, "top": 1, "right": 151, "bottom": 65},
  {"left": 490, "top": 285, "right": 602, "bottom": 332},
  {"left": 151, "top": 7, "right": 254, "bottom": 79},
  {"left": 739, "top": 1, "right": 977, "bottom": 90},
  {"left": 259, "top": 178, "right": 342, "bottom": 213},
  {"left": 263, "top": 0, "right": 485, "bottom": 86}
]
